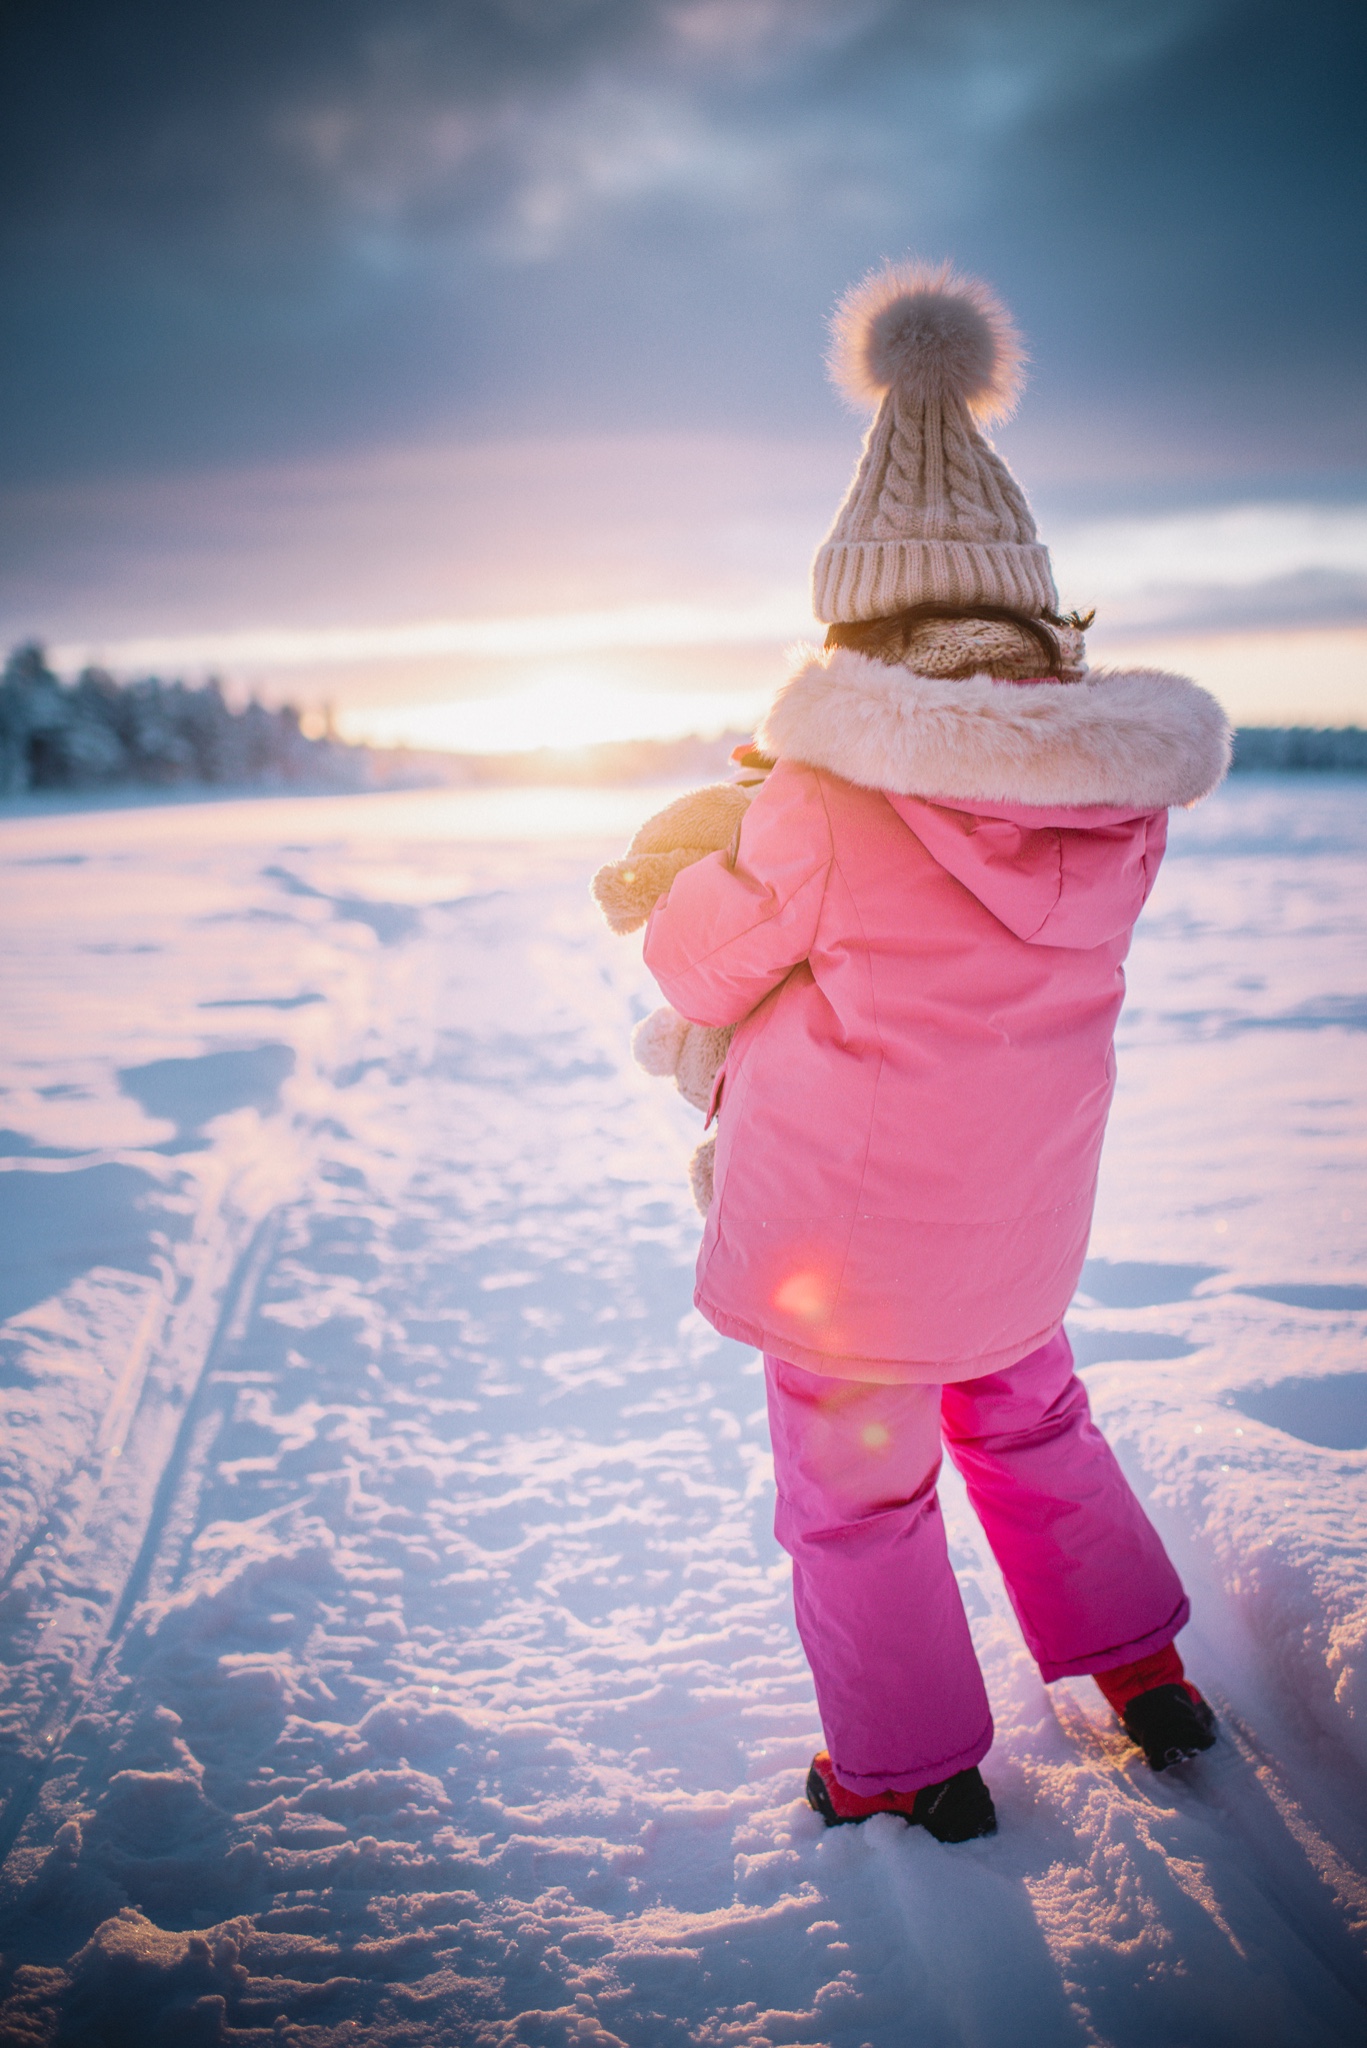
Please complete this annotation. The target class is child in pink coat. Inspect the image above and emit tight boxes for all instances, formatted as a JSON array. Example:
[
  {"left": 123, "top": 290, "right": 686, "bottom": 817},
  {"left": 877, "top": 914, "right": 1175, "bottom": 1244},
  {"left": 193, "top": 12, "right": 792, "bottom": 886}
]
[{"left": 643, "top": 265, "right": 1231, "bottom": 1841}]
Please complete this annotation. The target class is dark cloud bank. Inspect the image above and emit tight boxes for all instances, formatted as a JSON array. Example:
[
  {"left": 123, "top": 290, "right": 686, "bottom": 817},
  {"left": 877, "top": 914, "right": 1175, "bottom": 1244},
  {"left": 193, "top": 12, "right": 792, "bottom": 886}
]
[{"left": 3, "top": 0, "right": 1365, "bottom": 502}]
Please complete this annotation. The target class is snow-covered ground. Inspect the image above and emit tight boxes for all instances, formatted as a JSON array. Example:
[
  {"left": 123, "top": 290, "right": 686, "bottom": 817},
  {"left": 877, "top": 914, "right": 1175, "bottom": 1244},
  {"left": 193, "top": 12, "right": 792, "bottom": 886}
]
[{"left": 0, "top": 776, "right": 1364, "bottom": 2047}]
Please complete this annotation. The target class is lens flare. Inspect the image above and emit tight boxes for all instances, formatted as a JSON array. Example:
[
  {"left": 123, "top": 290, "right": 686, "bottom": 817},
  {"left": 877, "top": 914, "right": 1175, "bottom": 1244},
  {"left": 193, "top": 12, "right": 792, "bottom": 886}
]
[{"left": 774, "top": 1270, "right": 828, "bottom": 1323}]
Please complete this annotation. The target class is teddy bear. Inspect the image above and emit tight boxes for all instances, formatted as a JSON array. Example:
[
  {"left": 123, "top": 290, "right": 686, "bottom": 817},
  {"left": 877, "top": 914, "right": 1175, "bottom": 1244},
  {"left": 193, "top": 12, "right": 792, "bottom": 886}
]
[{"left": 591, "top": 750, "right": 771, "bottom": 1212}]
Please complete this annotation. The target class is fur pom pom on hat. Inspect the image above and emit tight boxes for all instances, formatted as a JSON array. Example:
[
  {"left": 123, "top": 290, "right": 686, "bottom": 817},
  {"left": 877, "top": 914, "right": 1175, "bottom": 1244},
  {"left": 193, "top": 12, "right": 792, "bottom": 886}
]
[
  {"left": 828, "top": 261, "right": 1024, "bottom": 425},
  {"left": 813, "top": 261, "right": 1057, "bottom": 625}
]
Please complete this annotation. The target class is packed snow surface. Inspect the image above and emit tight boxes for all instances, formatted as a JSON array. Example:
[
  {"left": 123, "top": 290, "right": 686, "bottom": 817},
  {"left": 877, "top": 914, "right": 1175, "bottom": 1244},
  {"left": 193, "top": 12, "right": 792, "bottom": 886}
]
[{"left": 0, "top": 777, "right": 1364, "bottom": 2046}]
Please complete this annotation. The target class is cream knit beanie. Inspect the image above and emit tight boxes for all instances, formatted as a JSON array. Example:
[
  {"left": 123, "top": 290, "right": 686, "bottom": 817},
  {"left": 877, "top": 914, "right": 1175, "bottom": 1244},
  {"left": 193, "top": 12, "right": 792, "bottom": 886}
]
[{"left": 812, "top": 261, "right": 1057, "bottom": 624}]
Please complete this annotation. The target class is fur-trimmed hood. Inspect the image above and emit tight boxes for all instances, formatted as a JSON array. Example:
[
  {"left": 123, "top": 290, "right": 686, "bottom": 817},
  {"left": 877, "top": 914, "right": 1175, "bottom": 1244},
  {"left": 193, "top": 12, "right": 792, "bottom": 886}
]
[{"left": 758, "top": 646, "right": 1231, "bottom": 810}]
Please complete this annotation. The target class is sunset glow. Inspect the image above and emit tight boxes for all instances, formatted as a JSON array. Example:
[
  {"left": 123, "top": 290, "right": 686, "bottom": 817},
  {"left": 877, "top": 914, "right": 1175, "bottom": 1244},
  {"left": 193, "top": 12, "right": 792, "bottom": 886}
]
[
  {"left": 32, "top": 491, "right": 1367, "bottom": 748},
  {"left": 333, "top": 670, "right": 771, "bottom": 754},
  {"left": 4, "top": 0, "right": 1366, "bottom": 2032}
]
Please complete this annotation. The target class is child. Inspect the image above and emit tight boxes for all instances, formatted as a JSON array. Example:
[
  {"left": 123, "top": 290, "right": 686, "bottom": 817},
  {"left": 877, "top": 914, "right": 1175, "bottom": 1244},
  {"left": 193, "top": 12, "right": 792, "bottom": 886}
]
[{"left": 641, "top": 264, "right": 1230, "bottom": 1842}]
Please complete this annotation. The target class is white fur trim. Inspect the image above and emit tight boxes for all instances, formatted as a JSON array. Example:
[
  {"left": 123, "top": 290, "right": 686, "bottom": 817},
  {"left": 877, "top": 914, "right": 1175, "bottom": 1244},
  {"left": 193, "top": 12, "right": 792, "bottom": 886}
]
[{"left": 758, "top": 647, "right": 1231, "bottom": 809}]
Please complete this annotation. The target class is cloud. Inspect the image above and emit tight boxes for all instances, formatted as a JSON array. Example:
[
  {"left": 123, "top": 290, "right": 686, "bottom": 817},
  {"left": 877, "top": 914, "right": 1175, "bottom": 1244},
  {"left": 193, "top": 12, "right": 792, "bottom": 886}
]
[
  {"left": 7, "top": 2, "right": 1364, "bottom": 737},
  {"left": 0, "top": 430, "right": 848, "bottom": 647},
  {"left": 1102, "top": 569, "right": 1367, "bottom": 637},
  {"left": 15, "top": 0, "right": 1350, "bottom": 486},
  {"left": 1054, "top": 502, "right": 1367, "bottom": 627},
  {"left": 5, "top": 3, "right": 1193, "bottom": 258},
  {"left": 47, "top": 592, "right": 813, "bottom": 679}
]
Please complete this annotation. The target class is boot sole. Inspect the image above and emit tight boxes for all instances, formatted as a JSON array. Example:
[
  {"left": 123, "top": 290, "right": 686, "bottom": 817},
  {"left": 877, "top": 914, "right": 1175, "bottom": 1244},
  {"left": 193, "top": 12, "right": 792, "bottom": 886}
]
[{"left": 1143, "top": 1726, "right": 1218, "bottom": 1771}]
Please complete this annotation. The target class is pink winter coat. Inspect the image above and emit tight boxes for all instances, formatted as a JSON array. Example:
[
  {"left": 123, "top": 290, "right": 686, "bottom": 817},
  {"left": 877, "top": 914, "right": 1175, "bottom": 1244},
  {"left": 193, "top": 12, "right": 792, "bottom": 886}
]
[{"left": 643, "top": 647, "right": 1230, "bottom": 1382}]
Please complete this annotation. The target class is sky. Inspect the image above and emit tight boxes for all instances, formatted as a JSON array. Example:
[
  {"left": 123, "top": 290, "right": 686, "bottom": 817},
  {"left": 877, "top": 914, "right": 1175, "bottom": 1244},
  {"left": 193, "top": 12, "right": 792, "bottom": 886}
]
[{"left": 3, "top": 0, "right": 1366, "bottom": 746}]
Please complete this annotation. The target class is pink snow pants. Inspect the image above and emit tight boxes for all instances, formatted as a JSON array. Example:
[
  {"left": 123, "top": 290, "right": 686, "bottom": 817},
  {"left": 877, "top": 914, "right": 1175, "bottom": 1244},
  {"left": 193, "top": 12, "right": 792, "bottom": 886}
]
[{"left": 764, "top": 1329, "right": 1190, "bottom": 1794}]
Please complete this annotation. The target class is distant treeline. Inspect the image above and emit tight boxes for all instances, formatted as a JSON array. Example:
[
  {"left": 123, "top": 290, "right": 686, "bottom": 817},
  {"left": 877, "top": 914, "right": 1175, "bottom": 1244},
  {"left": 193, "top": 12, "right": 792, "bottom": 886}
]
[
  {"left": 0, "top": 642, "right": 375, "bottom": 795},
  {"left": 1228, "top": 725, "right": 1367, "bottom": 772},
  {"left": 2, "top": 641, "right": 1365, "bottom": 794}
]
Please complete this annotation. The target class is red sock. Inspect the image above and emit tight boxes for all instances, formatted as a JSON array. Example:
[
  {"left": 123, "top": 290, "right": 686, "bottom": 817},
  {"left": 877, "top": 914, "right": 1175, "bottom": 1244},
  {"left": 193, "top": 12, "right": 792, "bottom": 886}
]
[{"left": 1092, "top": 1642, "right": 1200, "bottom": 1713}]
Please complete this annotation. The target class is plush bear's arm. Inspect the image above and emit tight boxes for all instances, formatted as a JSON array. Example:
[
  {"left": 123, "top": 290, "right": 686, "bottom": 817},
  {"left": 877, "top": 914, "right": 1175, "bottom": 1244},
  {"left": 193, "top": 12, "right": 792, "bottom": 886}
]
[
  {"left": 597, "top": 769, "right": 769, "bottom": 1216},
  {"left": 631, "top": 1007, "right": 733, "bottom": 1114},
  {"left": 631, "top": 1006, "right": 690, "bottom": 1076},
  {"left": 673, "top": 1021, "right": 733, "bottom": 1113}
]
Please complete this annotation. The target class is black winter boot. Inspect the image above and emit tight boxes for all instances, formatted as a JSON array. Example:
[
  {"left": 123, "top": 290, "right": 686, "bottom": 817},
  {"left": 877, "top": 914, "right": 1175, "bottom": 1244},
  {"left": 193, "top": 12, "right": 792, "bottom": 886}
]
[
  {"left": 805, "top": 1752, "right": 997, "bottom": 1841},
  {"left": 911, "top": 1767, "right": 999, "bottom": 1842},
  {"left": 1121, "top": 1682, "right": 1217, "bottom": 1770}
]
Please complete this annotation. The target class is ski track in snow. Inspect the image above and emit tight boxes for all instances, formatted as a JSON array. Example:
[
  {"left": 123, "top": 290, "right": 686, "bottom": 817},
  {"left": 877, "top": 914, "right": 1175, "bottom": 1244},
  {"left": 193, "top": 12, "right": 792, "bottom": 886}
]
[{"left": 0, "top": 778, "right": 1364, "bottom": 2047}]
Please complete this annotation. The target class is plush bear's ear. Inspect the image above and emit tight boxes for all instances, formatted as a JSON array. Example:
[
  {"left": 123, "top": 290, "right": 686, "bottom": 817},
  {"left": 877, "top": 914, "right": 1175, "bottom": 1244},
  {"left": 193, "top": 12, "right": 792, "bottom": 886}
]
[
  {"left": 626, "top": 782, "right": 751, "bottom": 858},
  {"left": 592, "top": 778, "right": 758, "bottom": 932},
  {"left": 591, "top": 847, "right": 711, "bottom": 933}
]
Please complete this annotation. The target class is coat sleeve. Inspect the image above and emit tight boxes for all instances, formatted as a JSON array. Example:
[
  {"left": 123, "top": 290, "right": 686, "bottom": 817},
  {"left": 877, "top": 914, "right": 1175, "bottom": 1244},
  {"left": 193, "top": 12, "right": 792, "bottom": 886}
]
[{"left": 642, "top": 760, "right": 833, "bottom": 1027}]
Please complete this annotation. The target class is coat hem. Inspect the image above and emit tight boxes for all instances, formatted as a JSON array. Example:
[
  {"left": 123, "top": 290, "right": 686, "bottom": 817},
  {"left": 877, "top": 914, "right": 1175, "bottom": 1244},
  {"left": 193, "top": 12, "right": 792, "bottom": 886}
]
[{"left": 699, "top": 1294, "right": 1067, "bottom": 1385}]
